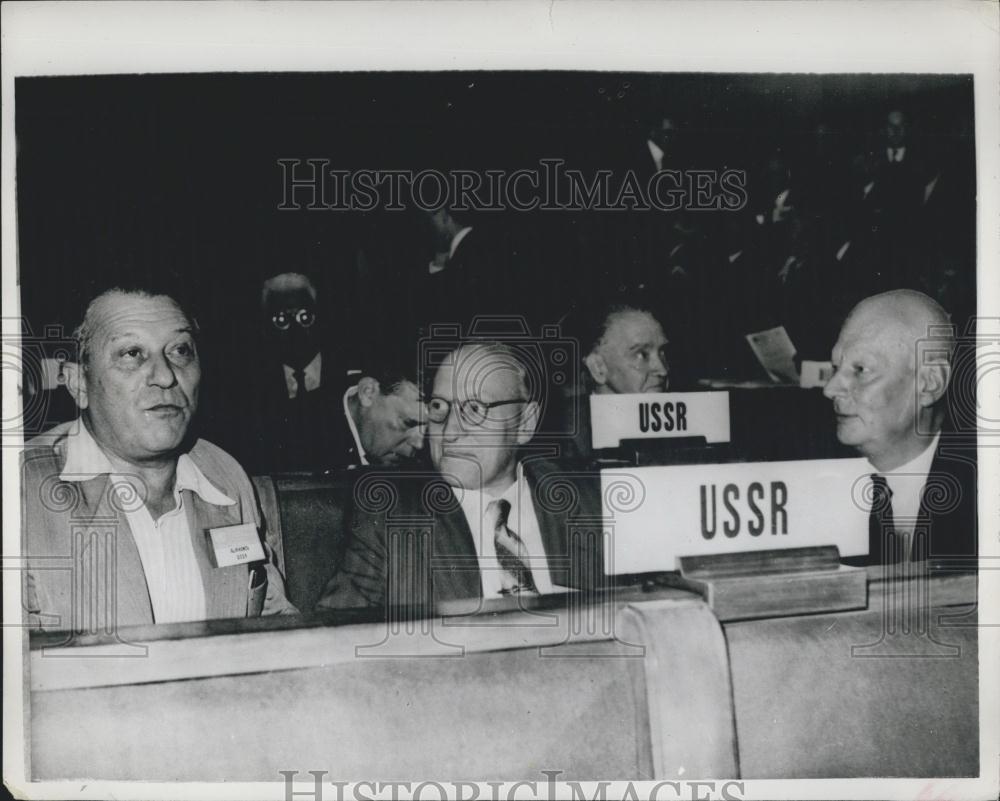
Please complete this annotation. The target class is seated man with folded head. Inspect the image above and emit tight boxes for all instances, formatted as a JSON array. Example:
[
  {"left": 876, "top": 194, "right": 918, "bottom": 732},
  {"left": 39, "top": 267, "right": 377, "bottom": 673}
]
[
  {"left": 316, "top": 340, "right": 604, "bottom": 612},
  {"left": 341, "top": 352, "right": 427, "bottom": 469},
  {"left": 21, "top": 286, "right": 297, "bottom": 631},
  {"left": 823, "top": 289, "right": 975, "bottom": 565}
]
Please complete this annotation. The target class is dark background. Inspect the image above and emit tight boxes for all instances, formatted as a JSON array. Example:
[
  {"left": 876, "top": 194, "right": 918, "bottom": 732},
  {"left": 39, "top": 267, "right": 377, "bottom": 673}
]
[{"left": 15, "top": 71, "right": 977, "bottom": 451}]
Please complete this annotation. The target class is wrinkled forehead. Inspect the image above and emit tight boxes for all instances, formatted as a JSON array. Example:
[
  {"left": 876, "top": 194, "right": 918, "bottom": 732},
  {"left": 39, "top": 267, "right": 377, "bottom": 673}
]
[
  {"left": 433, "top": 346, "right": 523, "bottom": 400},
  {"left": 602, "top": 310, "right": 667, "bottom": 350},
  {"left": 91, "top": 294, "right": 193, "bottom": 345}
]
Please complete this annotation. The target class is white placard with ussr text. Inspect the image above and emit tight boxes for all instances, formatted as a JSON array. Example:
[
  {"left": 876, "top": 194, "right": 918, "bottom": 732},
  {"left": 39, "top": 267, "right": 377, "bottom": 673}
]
[
  {"left": 590, "top": 391, "right": 731, "bottom": 450},
  {"left": 601, "top": 457, "right": 871, "bottom": 574}
]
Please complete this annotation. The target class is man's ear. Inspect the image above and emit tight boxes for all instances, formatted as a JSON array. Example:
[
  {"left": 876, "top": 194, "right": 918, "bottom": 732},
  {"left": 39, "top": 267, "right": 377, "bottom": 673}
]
[
  {"left": 584, "top": 352, "right": 607, "bottom": 386},
  {"left": 516, "top": 400, "right": 541, "bottom": 446},
  {"left": 62, "top": 362, "right": 88, "bottom": 410},
  {"left": 917, "top": 363, "right": 950, "bottom": 408},
  {"left": 356, "top": 376, "right": 380, "bottom": 408}
]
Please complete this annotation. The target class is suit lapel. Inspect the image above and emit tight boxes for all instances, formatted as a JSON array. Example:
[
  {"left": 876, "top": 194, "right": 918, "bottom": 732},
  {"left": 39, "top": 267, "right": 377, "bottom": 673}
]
[
  {"left": 77, "top": 476, "right": 153, "bottom": 629},
  {"left": 185, "top": 490, "right": 247, "bottom": 620},
  {"left": 524, "top": 462, "right": 569, "bottom": 562},
  {"left": 431, "top": 501, "right": 482, "bottom": 603}
]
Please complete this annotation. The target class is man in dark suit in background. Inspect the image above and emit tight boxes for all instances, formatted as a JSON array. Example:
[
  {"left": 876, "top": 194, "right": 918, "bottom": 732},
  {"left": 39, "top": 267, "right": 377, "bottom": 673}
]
[
  {"left": 316, "top": 340, "right": 604, "bottom": 613},
  {"left": 823, "top": 289, "right": 976, "bottom": 565},
  {"left": 235, "top": 271, "right": 355, "bottom": 474},
  {"left": 421, "top": 207, "right": 533, "bottom": 325}
]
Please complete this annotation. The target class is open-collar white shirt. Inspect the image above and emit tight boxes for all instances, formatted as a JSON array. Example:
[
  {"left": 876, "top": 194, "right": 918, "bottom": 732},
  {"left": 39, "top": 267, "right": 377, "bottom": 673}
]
[{"left": 59, "top": 422, "right": 235, "bottom": 623}]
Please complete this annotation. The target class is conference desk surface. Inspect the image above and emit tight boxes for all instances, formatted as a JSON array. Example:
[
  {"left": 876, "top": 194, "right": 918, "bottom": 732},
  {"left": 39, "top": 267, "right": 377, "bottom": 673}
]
[{"left": 25, "top": 566, "right": 978, "bottom": 782}]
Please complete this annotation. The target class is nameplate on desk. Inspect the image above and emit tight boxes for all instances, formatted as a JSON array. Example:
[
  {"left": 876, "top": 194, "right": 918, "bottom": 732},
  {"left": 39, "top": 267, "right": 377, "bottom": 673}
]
[
  {"left": 208, "top": 523, "right": 265, "bottom": 568},
  {"left": 590, "top": 391, "right": 730, "bottom": 450},
  {"left": 601, "top": 457, "right": 870, "bottom": 574}
]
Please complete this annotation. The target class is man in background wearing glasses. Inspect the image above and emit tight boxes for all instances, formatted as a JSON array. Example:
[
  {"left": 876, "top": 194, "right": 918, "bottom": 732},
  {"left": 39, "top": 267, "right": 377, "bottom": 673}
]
[
  {"left": 315, "top": 340, "right": 604, "bottom": 613},
  {"left": 228, "top": 271, "right": 355, "bottom": 474}
]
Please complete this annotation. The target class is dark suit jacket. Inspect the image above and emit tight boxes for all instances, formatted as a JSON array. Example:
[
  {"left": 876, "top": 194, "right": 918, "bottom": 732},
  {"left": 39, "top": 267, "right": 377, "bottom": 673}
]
[
  {"left": 216, "top": 350, "right": 356, "bottom": 475},
  {"left": 21, "top": 421, "right": 298, "bottom": 631},
  {"left": 919, "top": 436, "right": 977, "bottom": 561},
  {"left": 863, "top": 435, "right": 978, "bottom": 567},
  {"left": 315, "top": 458, "right": 605, "bottom": 613}
]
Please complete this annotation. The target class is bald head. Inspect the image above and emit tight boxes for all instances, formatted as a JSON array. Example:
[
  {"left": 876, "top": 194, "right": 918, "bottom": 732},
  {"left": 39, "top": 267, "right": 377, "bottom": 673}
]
[
  {"left": 824, "top": 290, "right": 952, "bottom": 471},
  {"left": 847, "top": 290, "right": 951, "bottom": 349},
  {"left": 428, "top": 342, "right": 540, "bottom": 493}
]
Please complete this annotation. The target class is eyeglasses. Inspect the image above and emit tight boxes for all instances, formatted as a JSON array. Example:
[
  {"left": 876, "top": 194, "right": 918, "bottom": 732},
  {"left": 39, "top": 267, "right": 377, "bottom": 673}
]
[
  {"left": 271, "top": 308, "right": 317, "bottom": 331},
  {"left": 427, "top": 396, "right": 527, "bottom": 428}
]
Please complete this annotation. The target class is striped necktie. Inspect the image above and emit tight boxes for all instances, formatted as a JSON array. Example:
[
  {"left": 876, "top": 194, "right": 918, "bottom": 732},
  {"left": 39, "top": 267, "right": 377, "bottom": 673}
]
[{"left": 489, "top": 498, "right": 537, "bottom": 596}]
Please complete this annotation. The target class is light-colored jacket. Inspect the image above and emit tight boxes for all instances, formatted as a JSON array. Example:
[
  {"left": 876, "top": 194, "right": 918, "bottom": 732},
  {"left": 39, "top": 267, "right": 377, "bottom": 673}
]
[{"left": 20, "top": 420, "right": 297, "bottom": 632}]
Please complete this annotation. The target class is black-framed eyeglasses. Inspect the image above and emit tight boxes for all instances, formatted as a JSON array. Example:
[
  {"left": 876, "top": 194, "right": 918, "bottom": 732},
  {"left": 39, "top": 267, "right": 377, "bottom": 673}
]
[
  {"left": 427, "top": 397, "right": 527, "bottom": 428},
  {"left": 271, "top": 308, "right": 317, "bottom": 331}
]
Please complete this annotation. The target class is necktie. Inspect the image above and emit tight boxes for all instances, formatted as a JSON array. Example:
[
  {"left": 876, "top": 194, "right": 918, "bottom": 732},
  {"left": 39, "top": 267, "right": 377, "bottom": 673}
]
[
  {"left": 868, "top": 473, "right": 904, "bottom": 566},
  {"left": 292, "top": 367, "right": 307, "bottom": 399},
  {"left": 489, "top": 498, "right": 538, "bottom": 596}
]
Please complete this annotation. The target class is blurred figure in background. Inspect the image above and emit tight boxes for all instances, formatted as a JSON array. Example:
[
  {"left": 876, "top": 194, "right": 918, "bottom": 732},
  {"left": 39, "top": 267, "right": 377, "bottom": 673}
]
[{"left": 233, "top": 272, "right": 354, "bottom": 474}]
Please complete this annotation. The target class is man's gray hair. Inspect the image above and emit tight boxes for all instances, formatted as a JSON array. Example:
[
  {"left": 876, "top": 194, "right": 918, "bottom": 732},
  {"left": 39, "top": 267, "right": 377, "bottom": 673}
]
[
  {"left": 260, "top": 272, "right": 317, "bottom": 308},
  {"left": 73, "top": 288, "right": 198, "bottom": 367}
]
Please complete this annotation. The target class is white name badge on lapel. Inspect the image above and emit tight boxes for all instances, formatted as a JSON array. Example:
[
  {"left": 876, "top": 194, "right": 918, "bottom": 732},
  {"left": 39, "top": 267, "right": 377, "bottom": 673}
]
[{"left": 208, "top": 523, "right": 265, "bottom": 568}]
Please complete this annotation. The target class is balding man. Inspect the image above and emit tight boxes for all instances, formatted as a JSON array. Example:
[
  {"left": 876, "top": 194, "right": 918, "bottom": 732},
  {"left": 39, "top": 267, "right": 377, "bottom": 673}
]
[
  {"left": 316, "top": 341, "right": 604, "bottom": 612},
  {"left": 823, "top": 289, "right": 976, "bottom": 564},
  {"left": 21, "top": 287, "right": 297, "bottom": 631},
  {"left": 550, "top": 297, "right": 671, "bottom": 462},
  {"left": 584, "top": 300, "right": 670, "bottom": 396}
]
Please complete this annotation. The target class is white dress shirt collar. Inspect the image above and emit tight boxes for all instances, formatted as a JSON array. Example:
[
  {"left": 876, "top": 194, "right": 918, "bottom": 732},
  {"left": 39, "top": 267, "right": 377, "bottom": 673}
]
[
  {"left": 647, "top": 139, "right": 664, "bottom": 171},
  {"left": 59, "top": 419, "right": 235, "bottom": 507},
  {"left": 869, "top": 432, "right": 940, "bottom": 529},
  {"left": 449, "top": 226, "right": 473, "bottom": 260},
  {"left": 282, "top": 351, "right": 323, "bottom": 399},
  {"left": 342, "top": 385, "right": 370, "bottom": 466}
]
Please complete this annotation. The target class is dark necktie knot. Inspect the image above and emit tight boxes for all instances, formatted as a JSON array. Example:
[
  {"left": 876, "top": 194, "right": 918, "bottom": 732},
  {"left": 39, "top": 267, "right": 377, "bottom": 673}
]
[
  {"left": 868, "top": 473, "right": 904, "bottom": 565},
  {"left": 870, "top": 473, "right": 893, "bottom": 512},
  {"left": 493, "top": 498, "right": 511, "bottom": 528}
]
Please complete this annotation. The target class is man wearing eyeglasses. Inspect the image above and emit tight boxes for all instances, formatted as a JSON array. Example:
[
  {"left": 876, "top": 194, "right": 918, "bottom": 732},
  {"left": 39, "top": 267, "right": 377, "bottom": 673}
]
[
  {"left": 316, "top": 341, "right": 604, "bottom": 612},
  {"left": 262, "top": 272, "right": 325, "bottom": 405},
  {"left": 223, "top": 271, "right": 355, "bottom": 474}
]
